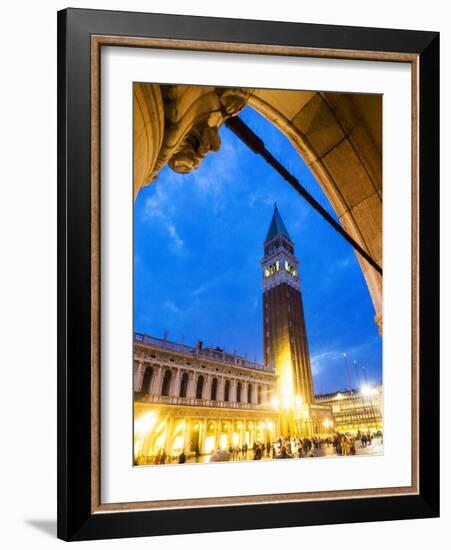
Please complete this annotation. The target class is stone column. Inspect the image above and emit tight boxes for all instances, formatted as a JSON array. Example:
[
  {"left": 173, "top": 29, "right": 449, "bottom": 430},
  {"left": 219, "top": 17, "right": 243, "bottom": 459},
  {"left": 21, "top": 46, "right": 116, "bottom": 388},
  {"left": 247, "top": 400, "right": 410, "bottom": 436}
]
[
  {"left": 164, "top": 416, "right": 174, "bottom": 454},
  {"left": 252, "top": 383, "right": 258, "bottom": 404},
  {"left": 183, "top": 417, "right": 191, "bottom": 453},
  {"left": 170, "top": 369, "right": 181, "bottom": 397},
  {"left": 203, "top": 374, "right": 212, "bottom": 400},
  {"left": 230, "top": 380, "right": 237, "bottom": 403},
  {"left": 133, "top": 361, "right": 144, "bottom": 392},
  {"left": 150, "top": 365, "right": 163, "bottom": 395},
  {"left": 200, "top": 418, "right": 208, "bottom": 453},
  {"left": 214, "top": 421, "right": 221, "bottom": 450},
  {"left": 217, "top": 378, "right": 225, "bottom": 402},
  {"left": 187, "top": 371, "right": 196, "bottom": 398}
]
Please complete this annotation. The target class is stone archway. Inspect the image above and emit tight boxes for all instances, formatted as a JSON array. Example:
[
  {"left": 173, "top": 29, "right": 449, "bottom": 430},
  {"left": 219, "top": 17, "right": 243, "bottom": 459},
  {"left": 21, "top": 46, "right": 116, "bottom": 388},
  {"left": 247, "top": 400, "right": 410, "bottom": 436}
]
[{"left": 133, "top": 84, "right": 382, "bottom": 332}]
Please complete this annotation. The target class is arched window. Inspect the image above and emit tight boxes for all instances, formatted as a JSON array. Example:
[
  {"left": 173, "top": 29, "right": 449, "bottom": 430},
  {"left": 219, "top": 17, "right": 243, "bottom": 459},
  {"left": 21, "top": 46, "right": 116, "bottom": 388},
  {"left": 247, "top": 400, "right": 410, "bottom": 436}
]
[
  {"left": 257, "top": 385, "right": 262, "bottom": 404},
  {"left": 211, "top": 378, "right": 218, "bottom": 401},
  {"left": 236, "top": 382, "right": 242, "bottom": 403},
  {"left": 161, "top": 369, "right": 172, "bottom": 397},
  {"left": 141, "top": 366, "right": 153, "bottom": 394},
  {"left": 224, "top": 380, "right": 230, "bottom": 402},
  {"left": 247, "top": 383, "right": 252, "bottom": 403},
  {"left": 179, "top": 372, "right": 189, "bottom": 398},
  {"left": 196, "top": 375, "right": 204, "bottom": 399}
]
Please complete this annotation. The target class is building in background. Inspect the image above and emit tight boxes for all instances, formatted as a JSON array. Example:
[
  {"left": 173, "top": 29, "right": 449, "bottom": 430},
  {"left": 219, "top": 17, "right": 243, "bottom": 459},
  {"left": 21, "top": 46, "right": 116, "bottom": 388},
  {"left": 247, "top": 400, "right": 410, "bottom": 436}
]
[{"left": 315, "top": 386, "right": 383, "bottom": 435}]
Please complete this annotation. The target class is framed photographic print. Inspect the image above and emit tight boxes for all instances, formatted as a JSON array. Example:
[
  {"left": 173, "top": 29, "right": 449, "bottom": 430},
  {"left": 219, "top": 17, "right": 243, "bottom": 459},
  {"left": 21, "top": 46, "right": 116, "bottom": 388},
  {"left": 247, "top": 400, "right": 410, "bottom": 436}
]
[{"left": 57, "top": 8, "right": 439, "bottom": 541}]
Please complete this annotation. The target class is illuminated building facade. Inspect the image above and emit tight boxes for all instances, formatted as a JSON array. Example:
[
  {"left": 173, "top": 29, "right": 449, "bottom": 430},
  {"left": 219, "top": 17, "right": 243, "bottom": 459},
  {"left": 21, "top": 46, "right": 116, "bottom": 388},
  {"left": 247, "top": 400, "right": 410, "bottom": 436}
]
[
  {"left": 315, "top": 386, "right": 383, "bottom": 435},
  {"left": 133, "top": 334, "right": 279, "bottom": 463}
]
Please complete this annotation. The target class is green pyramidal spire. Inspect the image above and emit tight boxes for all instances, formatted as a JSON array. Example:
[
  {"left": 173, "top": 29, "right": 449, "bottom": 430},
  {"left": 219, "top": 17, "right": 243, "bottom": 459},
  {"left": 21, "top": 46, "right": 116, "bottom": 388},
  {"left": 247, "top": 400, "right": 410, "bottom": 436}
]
[{"left": 265, "top": 203, "right": 292, "bottom": 242}]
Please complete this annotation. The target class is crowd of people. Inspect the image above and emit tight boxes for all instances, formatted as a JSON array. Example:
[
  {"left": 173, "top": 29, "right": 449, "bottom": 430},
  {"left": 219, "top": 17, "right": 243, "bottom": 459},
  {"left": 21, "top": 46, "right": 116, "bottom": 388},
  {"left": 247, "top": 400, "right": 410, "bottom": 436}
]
[
  {"left": 215, "top": 430, "right": 383, "bottom": 462},
  {"left": 136, "top": 430, "right": 383, "bottom": 465}
]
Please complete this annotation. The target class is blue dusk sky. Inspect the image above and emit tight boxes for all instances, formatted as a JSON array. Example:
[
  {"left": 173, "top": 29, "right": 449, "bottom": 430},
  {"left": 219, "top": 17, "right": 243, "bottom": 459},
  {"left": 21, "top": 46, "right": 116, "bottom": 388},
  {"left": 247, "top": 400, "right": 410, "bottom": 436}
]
[{"left": 134, "top": 105, "right": 382, "bottom": 395}]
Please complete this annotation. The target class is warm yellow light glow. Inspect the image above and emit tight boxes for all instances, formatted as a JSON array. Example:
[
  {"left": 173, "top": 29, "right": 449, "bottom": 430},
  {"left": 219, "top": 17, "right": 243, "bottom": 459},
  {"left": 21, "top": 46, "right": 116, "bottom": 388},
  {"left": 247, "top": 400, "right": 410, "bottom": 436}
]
[
  {"left": 275, "top": 345, "right": 295, "bottom": 411},
  {"left": 219, "top": 434, "right": 228, "bottom": 449},
  {"left": 295, "top": 394, "right": 302, "bottom": 408},
  {"left": 322, "top": 418, "right": 332, "bottom": 428},
  {"left": 361, "top": 385, "right": 377, "bottom": 397},
  {"left": 232, "top": 432, "right": 239, "bottom": 446},
  {"left": 155, "top": 434, "right": 166, "bottom": 449},
  {"left": 134, "top": 440, "right": 143, "bottom": 459},
  {"left": 266, "top": 421, "right": 274, "bottom": 430},
  {"left": 258, "top": 421, "right": 265, "bottom": 429},
  {"left": 174, "top": 420, "right": 185, "bottom": 434},
  {"left": 271, "top": 397, "right": 280, "bottom": 410},
  {"left": 204, "top": 436, "right": 215, "bottom": 453},
  {"left": 172, "top": 436, "right": 184, "bottom": 451},
  {"left": 134, "top": 412, "right": 157, "bottom": 436}
]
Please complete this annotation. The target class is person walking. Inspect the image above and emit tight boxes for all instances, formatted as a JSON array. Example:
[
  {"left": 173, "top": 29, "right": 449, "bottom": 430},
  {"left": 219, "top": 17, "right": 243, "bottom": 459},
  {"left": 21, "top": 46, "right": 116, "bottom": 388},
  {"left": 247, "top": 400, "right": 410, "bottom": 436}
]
[{"left": 178, "top": 451, "right": 186, "bottom": 464}]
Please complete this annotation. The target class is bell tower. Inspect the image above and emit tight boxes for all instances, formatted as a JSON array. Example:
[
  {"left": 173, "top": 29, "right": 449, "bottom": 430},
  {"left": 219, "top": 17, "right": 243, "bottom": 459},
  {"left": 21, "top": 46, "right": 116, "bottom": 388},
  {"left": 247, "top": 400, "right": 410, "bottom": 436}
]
[{"left": 261, "top": 205, "right": 315, "bottom": 410}]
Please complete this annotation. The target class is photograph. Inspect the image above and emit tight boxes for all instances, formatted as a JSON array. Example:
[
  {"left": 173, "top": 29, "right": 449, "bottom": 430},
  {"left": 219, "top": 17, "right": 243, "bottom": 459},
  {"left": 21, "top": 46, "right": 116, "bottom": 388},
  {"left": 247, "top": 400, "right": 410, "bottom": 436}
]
[{"left": 132, "top": 83, "right": 384, "bottom": 467}]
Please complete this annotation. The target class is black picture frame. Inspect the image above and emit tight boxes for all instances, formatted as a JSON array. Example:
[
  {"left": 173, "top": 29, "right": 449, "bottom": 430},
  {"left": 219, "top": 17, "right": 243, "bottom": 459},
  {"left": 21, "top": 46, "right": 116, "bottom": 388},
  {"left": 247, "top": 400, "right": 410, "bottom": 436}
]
[{"left": 57, "top": 7, "right": 439, "bottom": 541}]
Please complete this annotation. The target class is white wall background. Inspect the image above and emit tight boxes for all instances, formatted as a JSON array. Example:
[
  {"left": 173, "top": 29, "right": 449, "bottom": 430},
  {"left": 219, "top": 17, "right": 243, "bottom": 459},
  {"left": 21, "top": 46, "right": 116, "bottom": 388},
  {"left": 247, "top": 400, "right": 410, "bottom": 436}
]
[{"left": 0, "top": 0, "right": 448, "bottom": 547}]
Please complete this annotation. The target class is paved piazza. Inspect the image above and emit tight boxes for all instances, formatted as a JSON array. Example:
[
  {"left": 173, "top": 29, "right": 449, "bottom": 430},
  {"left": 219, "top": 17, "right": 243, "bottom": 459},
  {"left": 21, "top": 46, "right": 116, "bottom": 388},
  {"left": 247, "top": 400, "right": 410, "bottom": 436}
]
[{"left": 183, "top": 437, "right": 384, "bottom": 464}]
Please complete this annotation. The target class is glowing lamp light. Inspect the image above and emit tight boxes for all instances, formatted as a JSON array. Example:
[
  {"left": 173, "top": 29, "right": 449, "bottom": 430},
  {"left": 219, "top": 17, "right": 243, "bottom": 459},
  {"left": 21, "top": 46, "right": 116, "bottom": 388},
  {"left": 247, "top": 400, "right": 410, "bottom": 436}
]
[
  {"left": 295, "top": 394, "right": 303, "bottom": 408},
  {"left": 361, "top": 385, "right": 377, "bottom": 397},
  {"left": 172, "top": 436, "right": 183, "bottom": 451},
  {"left": 204, "top": 436, "right": 215, "bottom": 454},
  {"left": 134, "top": 412, "right": 157, "bottom": 436},
  {"left": 322, "top": 418, "right": 332, "bottom": 428},
  {"left": 155, "top": 435, "right": 166, "bottom": 449},
  {"left": 282, "top": 396, "right": 289, "bottom": 409},
  {"left": 271, "top": 397, "right": 280, "bottom": 410}
]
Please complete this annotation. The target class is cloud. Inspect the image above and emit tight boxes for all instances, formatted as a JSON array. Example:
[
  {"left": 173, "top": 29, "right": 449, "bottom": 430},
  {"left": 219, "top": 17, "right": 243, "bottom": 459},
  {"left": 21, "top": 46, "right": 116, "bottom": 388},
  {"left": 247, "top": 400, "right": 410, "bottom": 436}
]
[
  {"left": 141, "top": 182, "right": 185, "bottom": 253},
  {"left": 164, "top": 300, "right": 182, "bottom": 314},
  {"left": 310, "top": 349, "right": 344, "bottom": 376},
  {"left": 186, "top": 134, "right": 241, "bottom": 213},
  {"left": 335, "top": 256, "right": 352, "bottom": 269},
  {"left": 166, "top": 221, "right": 184, "bottom": 249}
]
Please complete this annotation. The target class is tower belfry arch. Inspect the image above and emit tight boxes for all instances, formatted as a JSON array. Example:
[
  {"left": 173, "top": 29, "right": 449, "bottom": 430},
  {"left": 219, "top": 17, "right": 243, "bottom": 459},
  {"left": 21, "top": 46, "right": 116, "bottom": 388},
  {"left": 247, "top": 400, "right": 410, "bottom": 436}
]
[{"left": 134, "top": 83, "right": 382, "bottom": 333}]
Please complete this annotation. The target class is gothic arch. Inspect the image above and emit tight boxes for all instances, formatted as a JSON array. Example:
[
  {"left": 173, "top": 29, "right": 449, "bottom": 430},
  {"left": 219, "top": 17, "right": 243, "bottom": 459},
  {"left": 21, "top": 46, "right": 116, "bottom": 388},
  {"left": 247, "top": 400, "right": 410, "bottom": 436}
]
[
  {"left": 247, "top": 91, "right": 382, "bottom": 332},
  {"left": 133, "top": 84, "right": 382, "bottom": 332}
]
